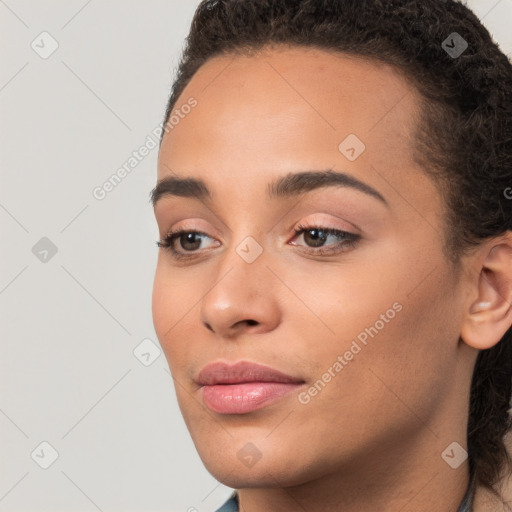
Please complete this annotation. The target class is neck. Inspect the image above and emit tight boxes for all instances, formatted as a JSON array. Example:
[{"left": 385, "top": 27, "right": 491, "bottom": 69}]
[{"left": 237, "top": 427, "right": 470, "bottom": 512}]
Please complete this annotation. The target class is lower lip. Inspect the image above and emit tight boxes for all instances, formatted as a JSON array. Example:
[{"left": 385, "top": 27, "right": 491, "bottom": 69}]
[{"left": 201, "top": 382, "right": 303, "bottom": 414}]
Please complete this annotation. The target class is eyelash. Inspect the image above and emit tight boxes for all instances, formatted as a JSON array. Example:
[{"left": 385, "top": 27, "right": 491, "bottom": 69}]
[{"left": 156, "top": 223, "right": 360, "bottom": 261}]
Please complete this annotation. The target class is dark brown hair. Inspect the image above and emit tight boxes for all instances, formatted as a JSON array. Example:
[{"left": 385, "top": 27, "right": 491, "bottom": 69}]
[{"left": 160, "top": 0, "right": 512, "bottom": 498}]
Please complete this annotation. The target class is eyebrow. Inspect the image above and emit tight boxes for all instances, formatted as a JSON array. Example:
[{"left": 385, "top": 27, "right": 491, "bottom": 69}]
[{"left": 150, "top": 169, "right": 388, "bottom": 208}]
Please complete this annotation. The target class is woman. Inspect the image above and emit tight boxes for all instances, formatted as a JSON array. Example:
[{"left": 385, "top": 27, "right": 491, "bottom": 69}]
[{"left": 151, "top": 0, "right": 512, "bottom": 510}]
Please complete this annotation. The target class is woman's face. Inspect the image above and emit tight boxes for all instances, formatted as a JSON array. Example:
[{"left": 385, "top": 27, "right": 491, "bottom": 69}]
[{"left": 152, "top": 47, "right": 474, "bottom": 488}]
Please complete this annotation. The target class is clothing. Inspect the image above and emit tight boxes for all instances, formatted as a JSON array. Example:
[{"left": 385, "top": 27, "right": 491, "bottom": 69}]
[
  {"left": 459, "top": 472, "right": 476, "bottom": 512},
  {"left": 214, "top": 476, "right": 475, "bottom": 512},
  {"left": 215, "top": 491, "right": 238, "bottom": 512}
]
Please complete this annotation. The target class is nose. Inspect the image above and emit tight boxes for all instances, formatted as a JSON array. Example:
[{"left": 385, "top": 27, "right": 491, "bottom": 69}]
[{"left": 199, "top": 241, "right": 282, "bottom": 339}]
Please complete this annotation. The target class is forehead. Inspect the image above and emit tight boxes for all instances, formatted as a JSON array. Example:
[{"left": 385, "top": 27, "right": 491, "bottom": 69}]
[
  {"left": 159, "top": 46, "right": 419, "bottom": 149},
  {"left": 157, "top": 46, "right": 423, "bottom": 202}
]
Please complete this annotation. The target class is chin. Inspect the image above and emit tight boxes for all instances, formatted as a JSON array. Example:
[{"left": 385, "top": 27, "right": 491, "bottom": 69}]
[
  {"left": 210, "top": 468, "right": 278, "bottom": 489},
  {"left": 197, "top": 441, "right": 320, "bottom": 490}
]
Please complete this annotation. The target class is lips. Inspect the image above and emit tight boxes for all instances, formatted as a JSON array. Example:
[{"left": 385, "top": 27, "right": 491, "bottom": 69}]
[
  {"left": 197, "top": 360, "right": 304, "bottom": 385},
  {"left": 196, "top": 361, "right": 305, "bottom": 414}
]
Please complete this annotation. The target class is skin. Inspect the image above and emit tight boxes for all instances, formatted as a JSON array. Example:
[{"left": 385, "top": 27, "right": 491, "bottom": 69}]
[{"left": 151, "top": 46, "right": 512, "bottom": 512}]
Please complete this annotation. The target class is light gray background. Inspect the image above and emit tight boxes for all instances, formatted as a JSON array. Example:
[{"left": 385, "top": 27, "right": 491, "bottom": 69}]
[{"left": 1, "top": 1, "right": 511, "bottom": 511}]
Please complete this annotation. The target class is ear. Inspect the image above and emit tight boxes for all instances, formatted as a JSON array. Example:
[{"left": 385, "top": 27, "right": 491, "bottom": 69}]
[{"left": 460, "top": 232, "right": 512, "bottom": 350}]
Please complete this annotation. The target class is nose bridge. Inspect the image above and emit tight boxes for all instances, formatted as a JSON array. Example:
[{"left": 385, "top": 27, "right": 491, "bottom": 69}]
[
  {"left": 198, "top": 228, "right": 282, "bottom": 335},
  {"left": 212, "top": 229, "right": 270, "bottom": 298}
]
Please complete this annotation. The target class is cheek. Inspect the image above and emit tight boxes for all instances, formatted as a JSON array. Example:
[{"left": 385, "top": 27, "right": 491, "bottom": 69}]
[
  {"left": 151, "top": 267, "right": 184, "bottom": 362},
  {"left": 151, "top": 274, "right": 169, "bottom": 341},
  {"left": 285, "top": 262, "right": 401, "bottom": 349},
  {"left": 348, "top": 270, "right": 458, "bottom": 417},
  {"left": 299, "top": 251, "right": 455, "bottom": 406},
  {"left": 151, "top": 265, "right": 204, "bottom": 377}
]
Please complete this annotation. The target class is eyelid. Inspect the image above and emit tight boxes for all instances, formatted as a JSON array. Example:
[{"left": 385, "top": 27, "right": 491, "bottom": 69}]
[
  {"left": 163, "top": 219, "right": 221, "bottom": 239},
  {"left": 289, "top": 213, "right": 360, "bottom": 236},
  {"left": 161, "top": 213, "right": 361, "bottom": 246}
]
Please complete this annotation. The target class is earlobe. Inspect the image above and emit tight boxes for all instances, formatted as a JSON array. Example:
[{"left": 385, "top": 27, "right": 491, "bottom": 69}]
[{"left": 460, "top": 237, "right": 512, "bottom": 351}]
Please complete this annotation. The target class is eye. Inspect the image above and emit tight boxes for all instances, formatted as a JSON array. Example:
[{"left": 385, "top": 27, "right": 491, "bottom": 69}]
[
  {"left": 290, "top": 223, "right": 360, "bottom": 256},
  {"left": 156, "top": 229, "right": 218, "bottom": 260},
  {"left": 156, "top": 223, "right": 361, "bottom": 261}
]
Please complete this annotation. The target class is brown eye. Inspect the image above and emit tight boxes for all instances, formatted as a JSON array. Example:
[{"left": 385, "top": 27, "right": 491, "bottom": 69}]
[
  {"left": 291, "top": 223, "right": 360, "bottom": 255},
  {"left": 177, "top": 232, "right": 203, "bottom": 251},
  {"left": 301, "top": 228, "right": 329, "bottom": 248},
  {"left": 156, "top": 229, "right": 217, "bottom": 260}
]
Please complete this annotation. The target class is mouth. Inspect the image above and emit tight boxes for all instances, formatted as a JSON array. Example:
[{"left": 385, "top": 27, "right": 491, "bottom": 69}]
[{"left": 196, "top": 360, "right": 306, "bottom": 414}]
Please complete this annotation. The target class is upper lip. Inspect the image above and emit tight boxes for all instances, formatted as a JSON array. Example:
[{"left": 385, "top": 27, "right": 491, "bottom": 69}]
[{"left": 196, "top": 361, "right": 305, "bottom": 386}]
